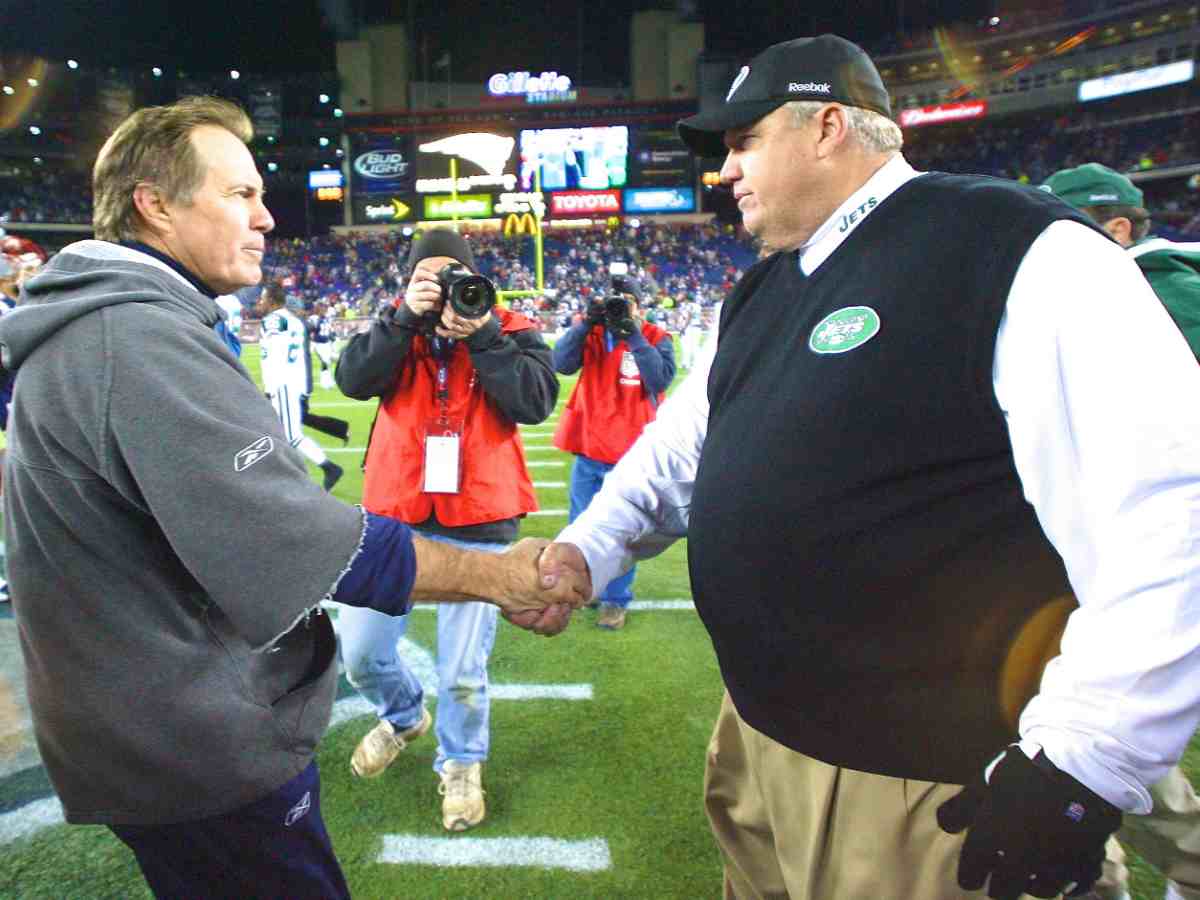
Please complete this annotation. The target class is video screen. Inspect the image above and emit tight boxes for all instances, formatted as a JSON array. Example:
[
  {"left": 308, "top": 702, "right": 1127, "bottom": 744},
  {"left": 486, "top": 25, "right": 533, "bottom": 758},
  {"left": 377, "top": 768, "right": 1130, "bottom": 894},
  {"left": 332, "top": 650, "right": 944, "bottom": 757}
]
[{"left": 518, "top": 126, "right": 629, "bottom": 192}]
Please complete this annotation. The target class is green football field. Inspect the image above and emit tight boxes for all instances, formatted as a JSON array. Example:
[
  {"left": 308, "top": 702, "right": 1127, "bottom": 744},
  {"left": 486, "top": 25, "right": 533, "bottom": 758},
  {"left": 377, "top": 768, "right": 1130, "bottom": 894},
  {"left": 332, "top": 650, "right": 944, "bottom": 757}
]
[{"left": 0, "top": 342, "right": 1191, "bottom": 899}]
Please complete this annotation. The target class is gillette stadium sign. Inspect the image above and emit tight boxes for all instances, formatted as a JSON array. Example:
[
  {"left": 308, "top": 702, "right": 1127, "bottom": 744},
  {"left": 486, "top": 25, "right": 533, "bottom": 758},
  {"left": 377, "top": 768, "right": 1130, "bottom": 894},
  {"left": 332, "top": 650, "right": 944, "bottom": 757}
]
[
  {"left": 487, "top": 71, "right": 577, "bottom": 104},
  {"left": 354, "top": 150, "right": 410, "bottom": 179},
  {"left": 898, "top": 101, "right": 988, "bottom": 128}
]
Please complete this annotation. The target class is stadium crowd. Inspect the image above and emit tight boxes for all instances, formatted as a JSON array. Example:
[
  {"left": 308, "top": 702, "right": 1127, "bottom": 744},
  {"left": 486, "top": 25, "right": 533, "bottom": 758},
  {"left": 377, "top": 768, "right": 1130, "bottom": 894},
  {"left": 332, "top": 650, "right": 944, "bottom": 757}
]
[{"left": 249, "top": 221, "right": 754, "bottom": 328}]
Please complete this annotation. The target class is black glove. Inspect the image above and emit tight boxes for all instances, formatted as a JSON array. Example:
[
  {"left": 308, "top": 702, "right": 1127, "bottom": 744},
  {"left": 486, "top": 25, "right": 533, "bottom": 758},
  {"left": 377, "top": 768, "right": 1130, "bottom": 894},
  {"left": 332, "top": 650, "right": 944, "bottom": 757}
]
[
  {"left": 585, "top": 299, "right": 606, "bottom": 326},
  {"left": 937, "top": 746, "right": 1122, "bottom": 899},
  {"left": 607, "top": 316, "right": 637, "bottom": 340}
]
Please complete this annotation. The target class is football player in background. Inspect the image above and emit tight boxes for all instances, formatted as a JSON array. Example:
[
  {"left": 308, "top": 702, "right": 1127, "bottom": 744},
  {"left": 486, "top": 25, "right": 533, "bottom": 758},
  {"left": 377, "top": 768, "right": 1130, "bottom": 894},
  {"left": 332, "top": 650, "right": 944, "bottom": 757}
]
[
  {"left": 259, "top": 282, "right": 343, "bottom": 491},
  {"left": 308, "top": 302, "right": 338, "bottom": 389}
]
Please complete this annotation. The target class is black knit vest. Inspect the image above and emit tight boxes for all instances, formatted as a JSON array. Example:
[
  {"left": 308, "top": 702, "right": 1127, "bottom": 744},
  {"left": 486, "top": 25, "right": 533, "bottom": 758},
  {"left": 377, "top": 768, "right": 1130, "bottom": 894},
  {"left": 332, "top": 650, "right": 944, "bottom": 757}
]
[{"left": 690, "top": 173, "right": 1098, "bottom": 784}]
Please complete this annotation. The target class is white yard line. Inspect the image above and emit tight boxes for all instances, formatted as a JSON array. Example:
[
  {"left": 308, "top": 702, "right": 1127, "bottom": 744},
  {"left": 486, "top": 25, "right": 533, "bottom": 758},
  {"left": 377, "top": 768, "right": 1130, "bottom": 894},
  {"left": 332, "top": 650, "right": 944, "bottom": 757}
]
[
  {"left": 379, "top": 835, "right": 612, "bottom": 871},
  {"left": 532, "top": 481, "right": 566, "bottom": 488},
  {"left": 527, "top": 509, "right": 568, "bottom": 516}
]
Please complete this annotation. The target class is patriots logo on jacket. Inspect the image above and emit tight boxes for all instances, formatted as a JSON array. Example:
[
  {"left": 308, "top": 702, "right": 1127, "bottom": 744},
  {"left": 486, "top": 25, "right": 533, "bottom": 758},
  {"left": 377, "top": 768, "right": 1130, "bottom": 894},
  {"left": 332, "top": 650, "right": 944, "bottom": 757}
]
[{"left": 235, "top": 436, "right": 274, "bottom": 472}]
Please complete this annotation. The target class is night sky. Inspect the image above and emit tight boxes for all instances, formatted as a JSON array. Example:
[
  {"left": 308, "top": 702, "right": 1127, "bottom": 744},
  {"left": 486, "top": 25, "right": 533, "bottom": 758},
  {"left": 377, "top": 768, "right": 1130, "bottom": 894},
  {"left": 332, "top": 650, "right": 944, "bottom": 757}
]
[{"left": 2, "top": 0, "right": 998, "bottom": 83}]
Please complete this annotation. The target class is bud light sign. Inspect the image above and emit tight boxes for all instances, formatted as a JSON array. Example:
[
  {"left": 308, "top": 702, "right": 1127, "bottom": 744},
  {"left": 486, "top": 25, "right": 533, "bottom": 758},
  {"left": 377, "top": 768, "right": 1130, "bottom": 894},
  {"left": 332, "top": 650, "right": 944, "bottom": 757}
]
[{"left": 351, "top": 140, "right": 415, "bottom": 195}]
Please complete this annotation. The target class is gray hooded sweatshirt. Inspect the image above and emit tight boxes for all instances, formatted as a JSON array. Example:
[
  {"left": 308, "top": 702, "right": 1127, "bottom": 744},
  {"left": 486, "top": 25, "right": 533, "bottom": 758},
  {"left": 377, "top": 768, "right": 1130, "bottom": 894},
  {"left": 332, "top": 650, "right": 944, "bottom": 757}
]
[{"left": 0, "top": 241, "right": 365, "bottom": 825}]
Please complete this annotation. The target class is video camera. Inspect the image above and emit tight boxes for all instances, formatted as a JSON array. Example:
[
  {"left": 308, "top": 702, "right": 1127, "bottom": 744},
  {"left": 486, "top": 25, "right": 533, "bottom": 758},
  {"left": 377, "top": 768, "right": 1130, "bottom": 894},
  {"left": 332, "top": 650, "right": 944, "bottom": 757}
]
[{"left": 596, "top": 264, "right": 638, "bottom": 338}]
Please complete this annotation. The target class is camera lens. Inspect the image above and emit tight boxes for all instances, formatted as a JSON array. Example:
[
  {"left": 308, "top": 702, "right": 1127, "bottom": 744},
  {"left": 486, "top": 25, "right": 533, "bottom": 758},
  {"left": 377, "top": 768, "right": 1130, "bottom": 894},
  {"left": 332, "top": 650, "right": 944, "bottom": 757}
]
[{"left": 460, "top": 284, "right": 483, "bottom": 311}]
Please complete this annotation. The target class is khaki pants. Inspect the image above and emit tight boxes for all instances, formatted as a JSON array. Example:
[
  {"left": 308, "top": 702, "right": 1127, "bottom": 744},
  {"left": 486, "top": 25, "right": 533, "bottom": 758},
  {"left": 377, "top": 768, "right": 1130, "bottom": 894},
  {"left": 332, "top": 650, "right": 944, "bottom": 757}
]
[
  {"left": 1094, "top": 765, "right": 1200, "bottom": 900},
  {"left": 704, "top": 691, "right": 1040, "bottom": 900}
]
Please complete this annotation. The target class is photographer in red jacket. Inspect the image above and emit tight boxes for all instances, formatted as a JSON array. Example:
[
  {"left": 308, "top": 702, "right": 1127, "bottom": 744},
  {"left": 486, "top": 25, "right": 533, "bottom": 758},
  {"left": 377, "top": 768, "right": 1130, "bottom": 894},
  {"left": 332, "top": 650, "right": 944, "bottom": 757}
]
[{"left": 552, "top": 267, "right": 676, "bottom": 630}]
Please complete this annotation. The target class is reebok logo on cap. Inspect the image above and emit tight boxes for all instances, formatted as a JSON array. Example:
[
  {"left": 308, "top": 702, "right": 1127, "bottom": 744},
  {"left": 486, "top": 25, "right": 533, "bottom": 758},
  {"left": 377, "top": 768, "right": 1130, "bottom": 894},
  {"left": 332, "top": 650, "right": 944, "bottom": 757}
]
[{"left": 789, "top": 82, "right": 832, "bottom": 93}]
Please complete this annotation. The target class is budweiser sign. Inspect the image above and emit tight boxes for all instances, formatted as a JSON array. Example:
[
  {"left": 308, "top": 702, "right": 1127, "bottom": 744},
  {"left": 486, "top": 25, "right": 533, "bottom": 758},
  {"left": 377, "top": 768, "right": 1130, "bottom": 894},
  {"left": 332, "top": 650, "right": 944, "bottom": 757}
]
[
  {"left": 550, "top": 190, "right": 622, "bottom": 217},
  {"left": 898, "top": 101, "right": 988, "bottom": 128}
]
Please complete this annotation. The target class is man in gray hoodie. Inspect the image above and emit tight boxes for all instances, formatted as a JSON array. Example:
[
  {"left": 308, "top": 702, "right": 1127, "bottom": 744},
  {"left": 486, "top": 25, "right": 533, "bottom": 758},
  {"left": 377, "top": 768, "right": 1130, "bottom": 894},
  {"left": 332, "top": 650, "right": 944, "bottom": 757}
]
[{"left": 0, "top": 96, "right": 582, "bottom": 899}]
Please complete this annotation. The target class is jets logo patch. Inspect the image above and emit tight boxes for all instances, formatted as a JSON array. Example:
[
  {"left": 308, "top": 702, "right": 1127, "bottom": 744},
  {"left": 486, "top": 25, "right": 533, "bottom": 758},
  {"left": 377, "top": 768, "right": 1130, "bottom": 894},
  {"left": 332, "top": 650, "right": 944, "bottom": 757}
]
[
  {"left": 235, "top": 436, "right": 274, "bottom": 472},
  {"left": 809, "top": 306, "right": 881, "bottom": 354}
]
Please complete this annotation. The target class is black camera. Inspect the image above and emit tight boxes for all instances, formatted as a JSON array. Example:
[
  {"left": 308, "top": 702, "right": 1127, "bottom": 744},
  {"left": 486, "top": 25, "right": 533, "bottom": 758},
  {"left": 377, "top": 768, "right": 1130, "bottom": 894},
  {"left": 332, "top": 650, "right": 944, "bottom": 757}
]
[
  {"left": 603, "top": 296, "right": 636, "bottom": 338},
  {"left": 437, "top": 263, "right": 497, "bottom": 319},
  {"left": 602, "top": 272, "right": 638, "bottom": 337}
]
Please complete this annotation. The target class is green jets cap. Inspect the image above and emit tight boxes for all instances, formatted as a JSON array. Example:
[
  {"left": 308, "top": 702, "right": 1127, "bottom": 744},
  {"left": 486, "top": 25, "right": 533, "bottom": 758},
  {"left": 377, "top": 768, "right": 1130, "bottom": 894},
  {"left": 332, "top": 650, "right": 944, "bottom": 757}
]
[{"left": 1042, "top": 163, "right": 1144, "bottom": 210}]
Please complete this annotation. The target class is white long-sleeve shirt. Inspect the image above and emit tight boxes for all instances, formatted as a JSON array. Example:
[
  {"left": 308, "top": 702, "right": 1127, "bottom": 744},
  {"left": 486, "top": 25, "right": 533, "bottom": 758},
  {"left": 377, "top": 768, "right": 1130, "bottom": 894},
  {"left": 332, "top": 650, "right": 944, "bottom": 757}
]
[{"left": 558, "top": 155, "right": 1200, "bottom": 814}]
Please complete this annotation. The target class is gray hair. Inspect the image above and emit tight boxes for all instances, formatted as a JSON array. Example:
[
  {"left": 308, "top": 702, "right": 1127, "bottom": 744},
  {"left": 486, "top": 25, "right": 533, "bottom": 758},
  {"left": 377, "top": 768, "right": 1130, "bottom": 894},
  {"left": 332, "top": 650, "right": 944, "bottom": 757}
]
[
  {"left": 785, "top": 100, "right": 903, "bottom": 154},
  {"left": 93, "top": 96, "right": 253, "bottom": 242}
]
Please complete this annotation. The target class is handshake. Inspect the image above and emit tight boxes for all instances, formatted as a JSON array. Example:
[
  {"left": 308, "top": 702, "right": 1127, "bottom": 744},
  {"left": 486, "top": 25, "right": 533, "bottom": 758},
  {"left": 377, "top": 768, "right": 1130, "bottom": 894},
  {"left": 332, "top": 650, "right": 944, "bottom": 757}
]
[{"left": 491, "top": 539, "right": 593, "bottom": 637}]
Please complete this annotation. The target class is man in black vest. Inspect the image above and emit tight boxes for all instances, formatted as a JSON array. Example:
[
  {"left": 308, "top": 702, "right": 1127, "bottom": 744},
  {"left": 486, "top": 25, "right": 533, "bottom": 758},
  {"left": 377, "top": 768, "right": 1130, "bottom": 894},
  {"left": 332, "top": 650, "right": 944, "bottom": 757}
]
[{"left": 532, "top": 34, "right": 1200, "bottom": 900}]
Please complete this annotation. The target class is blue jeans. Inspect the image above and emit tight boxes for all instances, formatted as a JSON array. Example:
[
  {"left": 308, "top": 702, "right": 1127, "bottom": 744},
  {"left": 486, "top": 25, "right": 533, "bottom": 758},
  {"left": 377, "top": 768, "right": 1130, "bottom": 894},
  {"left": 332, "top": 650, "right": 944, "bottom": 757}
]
[
  {"left": 568, "top": 454, "right": 635, "bottom": 607},
  {"left": 337, "top": 533, "right": 501, "bottom": 773}
]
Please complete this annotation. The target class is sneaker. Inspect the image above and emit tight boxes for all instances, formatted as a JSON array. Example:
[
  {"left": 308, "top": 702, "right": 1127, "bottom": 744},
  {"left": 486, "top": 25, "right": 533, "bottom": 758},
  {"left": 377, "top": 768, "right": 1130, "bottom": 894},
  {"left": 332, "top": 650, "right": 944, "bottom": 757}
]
[
  {"left": 320, "top": 460, "right": 344, "bottom": 492},
  {"left": 439, "top": 760, "right": 485, "bottom": 831},
  {"left": 350, "top": 707, "right": 432, "bottom": 778},
  {"left": 597, "top": 603, "right": 626, "bottom": 630}
]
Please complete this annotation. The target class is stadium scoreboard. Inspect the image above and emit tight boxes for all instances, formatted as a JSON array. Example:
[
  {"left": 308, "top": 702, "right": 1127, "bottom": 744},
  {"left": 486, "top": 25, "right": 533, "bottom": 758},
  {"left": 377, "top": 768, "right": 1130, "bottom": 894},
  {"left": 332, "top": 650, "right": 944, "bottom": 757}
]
[{"left": 346, "top": 99, "right": 702, "bottom": 227}]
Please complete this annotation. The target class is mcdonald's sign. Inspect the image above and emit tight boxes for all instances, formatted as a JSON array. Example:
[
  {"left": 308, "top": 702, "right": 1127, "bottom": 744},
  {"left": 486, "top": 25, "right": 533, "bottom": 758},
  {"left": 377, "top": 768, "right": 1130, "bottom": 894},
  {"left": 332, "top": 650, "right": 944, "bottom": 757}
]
[{"left": 503, "top": 212, "right": 540, "bottom": 236}]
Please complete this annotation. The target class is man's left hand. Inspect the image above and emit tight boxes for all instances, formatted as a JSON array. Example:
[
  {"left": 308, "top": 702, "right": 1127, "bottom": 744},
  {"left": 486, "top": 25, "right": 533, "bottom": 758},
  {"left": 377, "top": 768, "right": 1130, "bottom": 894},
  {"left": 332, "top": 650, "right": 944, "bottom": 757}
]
[
  {"left": 435, "top": 306, "right": 491, "bottom": 341},
  {"left": 936, "top": 745, "right": 1122, "bottom": 899}
]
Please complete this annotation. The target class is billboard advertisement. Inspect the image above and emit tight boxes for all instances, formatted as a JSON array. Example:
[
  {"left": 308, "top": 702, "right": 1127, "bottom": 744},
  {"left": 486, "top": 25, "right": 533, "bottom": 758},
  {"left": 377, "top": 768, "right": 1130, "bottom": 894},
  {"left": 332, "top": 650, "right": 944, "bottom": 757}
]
[
  {"left": 549, "top": 189, "right": 622, "bottom": 217},
  {"left": 351, "top": 138, "right": 416, "bottom": 197},
  {"left": 628, "top": 126, "right": 694, "bottom": 187},
  {"left": 352, "top": 196, "right": 416, "bottom": 225},
  {"left": 1078, "top": 60, "right": 1195, "bottom": 102},
  {"left": 898, "top": 100, "right": 988, "bottom": 128},
  {"left": 519, "top": 126, "right": 628, "bottom": 192},
  {"left": 623, "top": 187, "right": 695, "bottom": 214},
  {"left": 423, "top": 194, "right": 495, "bottom": 220},
  {"left": 415, "top": 131, "right": 519, "bottom": 194}
]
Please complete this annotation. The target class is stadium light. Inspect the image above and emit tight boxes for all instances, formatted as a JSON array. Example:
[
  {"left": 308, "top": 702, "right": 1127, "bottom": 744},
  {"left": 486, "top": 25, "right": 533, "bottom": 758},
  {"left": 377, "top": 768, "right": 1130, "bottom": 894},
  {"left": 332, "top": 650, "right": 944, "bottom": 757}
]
[
  {"left": 1, "top": 86, "right": 12, "bottom": 95},
  {"left": 335, "top": 148, "right": 344, "bottom": 157},
  {"left": 267, "top": 162, "right": 278, "bottom": 172},
  {"left": 66, "top": 59, "right": 79, "bottom": 69},
  {"left": 319, "top": 93, "right": 330, "bottom": 103},
  {"left": 33, "top": 157, "right": 42, "bottom": 164},
  {"left": 267, "top": 135, "right": 276, "bottom": 143},
  {"left": 319, "top": 137, "right": 330, "bottom": 147},
  {"left": 27, "top": 78, "right": 38, "bottom": 87},
  {"left": 29, "top": 126, "right": 41, "bottom": 135},
  {"left": 989, "top": 16, "right": 1000, "bottom": 25},
  {"left": 230, "top": 69, "right": 240, "bottom": 80},
  {"left": 152, "top": 67, "right": 163, "bottom": 77},
  {"left": 333, "top": 108, "right": 344, "bottom": 118}
]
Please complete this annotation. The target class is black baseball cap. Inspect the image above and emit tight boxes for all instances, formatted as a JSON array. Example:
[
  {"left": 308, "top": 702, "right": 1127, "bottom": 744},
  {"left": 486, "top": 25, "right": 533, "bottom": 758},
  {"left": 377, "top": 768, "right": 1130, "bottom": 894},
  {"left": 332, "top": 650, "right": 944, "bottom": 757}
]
[{"left": 677, "top": 34, "right": 892, "bottom": 158}]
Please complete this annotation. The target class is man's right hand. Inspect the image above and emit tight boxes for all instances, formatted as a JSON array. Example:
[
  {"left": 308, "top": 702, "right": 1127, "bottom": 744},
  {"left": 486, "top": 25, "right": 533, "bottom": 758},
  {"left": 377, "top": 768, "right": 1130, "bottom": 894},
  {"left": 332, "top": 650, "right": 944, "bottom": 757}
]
[
  {"left": 403, "top": 268, "right": 444, "bottom": 319},
  {"left": 493, "top": 539, "right": 589, "bottom": 637},
  {"left": 504, "top": 542, "right": 594, "bottom": 636},
  {"left": 586, "top": 299, "right": 606, "bottom": 326}
]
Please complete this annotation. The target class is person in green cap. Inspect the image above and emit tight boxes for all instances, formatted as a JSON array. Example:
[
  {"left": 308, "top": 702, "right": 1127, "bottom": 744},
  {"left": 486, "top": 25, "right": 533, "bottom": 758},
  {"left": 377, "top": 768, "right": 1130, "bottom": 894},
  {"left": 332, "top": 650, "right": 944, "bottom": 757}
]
[
  {"left": 1045, "top": 161, "right": 1200, "bottom": 900},
  {"left": 1044, "top": 162, "right": 1200, "bottom": 361}
]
